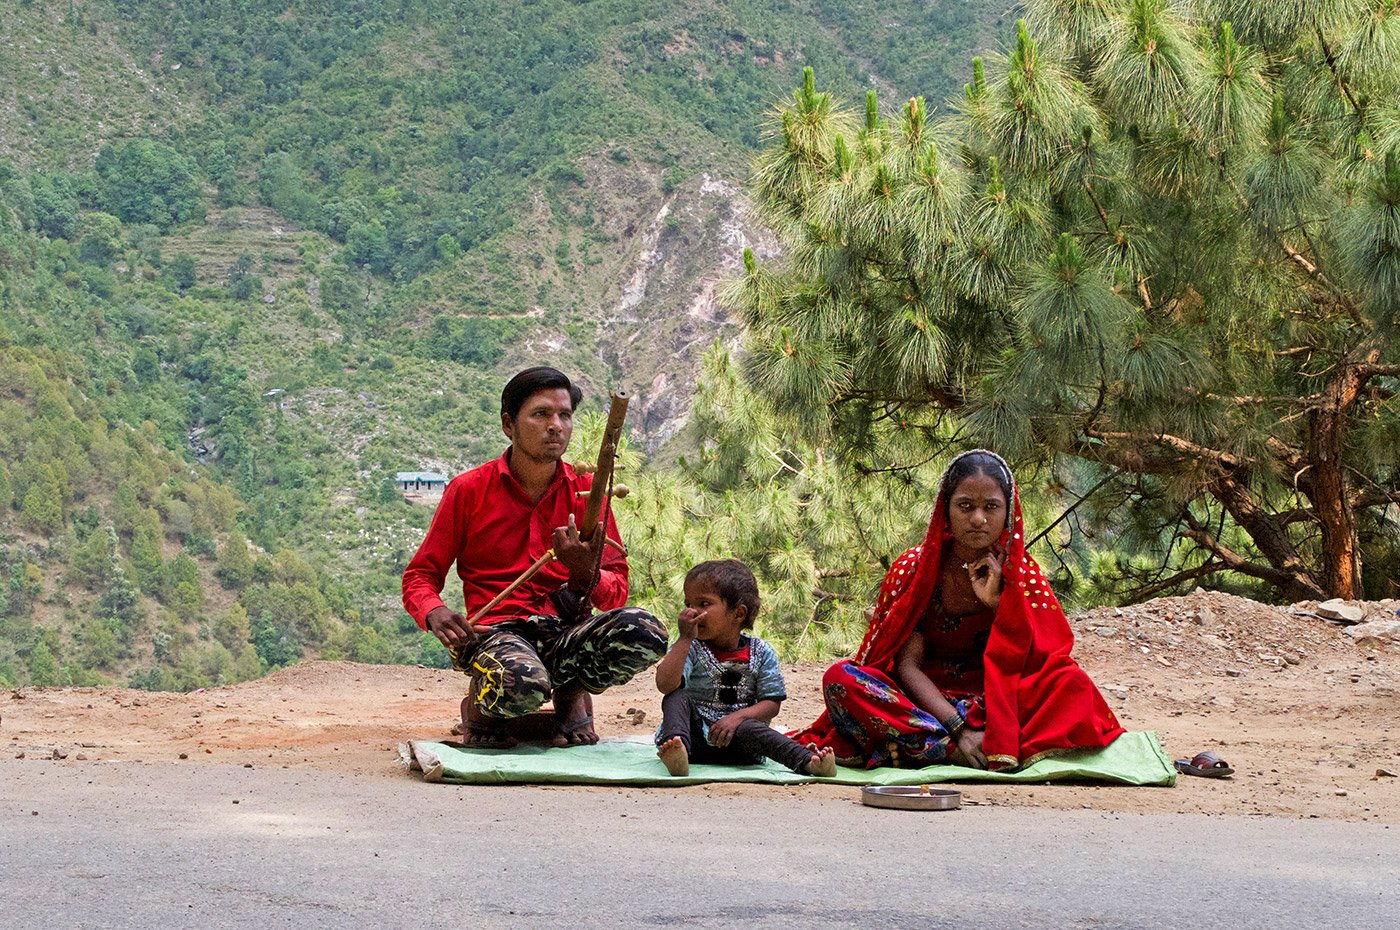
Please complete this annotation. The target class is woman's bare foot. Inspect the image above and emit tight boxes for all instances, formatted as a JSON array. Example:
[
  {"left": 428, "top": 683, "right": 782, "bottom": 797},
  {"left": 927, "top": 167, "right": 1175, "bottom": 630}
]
[
  {"left": 550, "top": 683, "right": 598, "bottom": 747},
  {"left": 461, "top": 697, "right": 516, "bottom": 749},
  {"left": 803, "top": 746, "right": 837, "bottom": 777},
  {"left": 657, "top": 736, "right": 690, "bottom": 776}
]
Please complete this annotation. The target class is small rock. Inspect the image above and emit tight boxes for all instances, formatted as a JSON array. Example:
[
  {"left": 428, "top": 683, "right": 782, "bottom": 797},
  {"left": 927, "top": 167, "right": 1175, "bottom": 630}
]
[
  {"left": 1335, "top": 789, "right": 1348, "bottom": 797},
  {"left": 1345, "top": 620, "right": 1400, "bottom": 648},
  {"left": 1376, "top": 768, "right": 1397, "bottom": 778},
  {"left": 14, "top": 751, "right": 24, "bottom": 759},
  {"left": 1091, "top": 626, "right": 1118, "bottom": 637},
  {"left": 179, "top": 753, "right": 189, "bottom": 760},
  {"left": 52, "top": 749, "right": 67, "bottom": 760},
  {"left": 1195, "top": 606, "right": 1214, "bottom": 626},
  {"left": 1224, "top": 669, "right": 1242, "bottom": 678},
  {"left": 1316, "top": 599, "right": 1364, "bottom": 624},
  {"left": 75, "top": 754, "right": 88, "bottom": 761}
]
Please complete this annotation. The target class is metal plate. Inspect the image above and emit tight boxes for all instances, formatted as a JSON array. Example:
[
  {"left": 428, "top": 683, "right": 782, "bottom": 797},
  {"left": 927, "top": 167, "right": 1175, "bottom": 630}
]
[{"left": 860, "top": 785, "right": 962, "bottom": 811}]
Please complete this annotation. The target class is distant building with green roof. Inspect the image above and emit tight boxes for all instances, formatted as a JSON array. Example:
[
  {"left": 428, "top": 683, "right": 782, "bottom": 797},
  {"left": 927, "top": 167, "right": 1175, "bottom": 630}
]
[{"left": 395, "top": 471, "right": 448, "bottom": 494}]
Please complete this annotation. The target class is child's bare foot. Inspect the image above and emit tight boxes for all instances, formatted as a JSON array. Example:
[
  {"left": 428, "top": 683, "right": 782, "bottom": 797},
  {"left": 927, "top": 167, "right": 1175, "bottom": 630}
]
[
  {"left": 803, "top": 745, "right": 837, "bottom": 777},
  {"left": 657, "top": 736, "right": 689, "bottom": 776}
]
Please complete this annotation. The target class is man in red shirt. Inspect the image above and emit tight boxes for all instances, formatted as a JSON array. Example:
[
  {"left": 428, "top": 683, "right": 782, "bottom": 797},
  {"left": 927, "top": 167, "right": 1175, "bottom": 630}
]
[{"left": 403, "top": 367, "right": 666, "bottom": 747}]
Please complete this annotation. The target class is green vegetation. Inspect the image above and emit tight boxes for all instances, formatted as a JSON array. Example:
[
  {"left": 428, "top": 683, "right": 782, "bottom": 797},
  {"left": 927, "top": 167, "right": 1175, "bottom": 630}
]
[
  {"left": 9, "top": 0, "right": 987, "bottom": 288},
  {"left": 622, "top": 346, "right": 1067, "bottom": 656},
  {"left": 0, "top": 0, "right": 1006, "bottom": 687},
  {"left": 734, "top": 2, "right": 1400, "bottom": 603},
  {"left": 24, "top": 1, "right": 1384, "bottom": 689}
]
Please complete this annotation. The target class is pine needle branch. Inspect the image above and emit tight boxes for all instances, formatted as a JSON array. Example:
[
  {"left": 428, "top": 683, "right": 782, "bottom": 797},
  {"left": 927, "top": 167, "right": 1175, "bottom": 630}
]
[
  {"left": 1083, "top": 428, "right": 1248, "bottom": 471},
  {"left": 1176, "top": 524, "right": 1316, "bottom": 594},
  {"left": 1120, "top": 558, "right": 1227, "bottom": 604},
  {"left": 1313, "top": 21, "right": 1362, "bottom": 117}
]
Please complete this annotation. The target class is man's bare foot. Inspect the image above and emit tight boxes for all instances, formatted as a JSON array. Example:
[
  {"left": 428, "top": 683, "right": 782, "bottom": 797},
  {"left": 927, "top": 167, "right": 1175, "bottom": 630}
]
[
  {"left": 461, "top": 697, "right": 516, "bottom": 749},
  {"left": 657, "top": 736, "right": 689, "bottom": 776},
  {"left": 803, "top": 745, "right": 837, "bottom": 777},
  {"left": 550, "top": 684, "right": 598, "bottom": 747}
]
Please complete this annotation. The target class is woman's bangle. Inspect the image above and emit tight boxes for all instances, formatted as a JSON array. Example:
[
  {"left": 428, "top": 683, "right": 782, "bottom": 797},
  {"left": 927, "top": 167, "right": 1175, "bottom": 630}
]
[{"left": 942, "top": 714, "right": 967, "bottom": 739}]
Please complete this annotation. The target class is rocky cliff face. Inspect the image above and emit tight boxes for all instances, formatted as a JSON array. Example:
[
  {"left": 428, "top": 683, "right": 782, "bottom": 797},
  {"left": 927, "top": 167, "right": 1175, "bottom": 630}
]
[
  {"left": 596, "top": 170, "right": 778, "bottom": 451},
  {"left": 417, "top": 152, "right": 780, "bottom": 455}
]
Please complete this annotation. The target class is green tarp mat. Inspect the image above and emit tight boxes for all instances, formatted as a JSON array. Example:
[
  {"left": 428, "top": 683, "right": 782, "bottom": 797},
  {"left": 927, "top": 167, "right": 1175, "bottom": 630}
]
[{"left": 403, "top": 730, "right": 1175, "bottom": 787}]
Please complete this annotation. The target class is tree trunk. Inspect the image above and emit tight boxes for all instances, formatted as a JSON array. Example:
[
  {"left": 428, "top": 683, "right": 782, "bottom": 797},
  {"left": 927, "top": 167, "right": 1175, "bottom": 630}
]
[
  {"left": 1302, "top": 352, "right": 1377, "bottom": 598},
  {"left": 1209, "top": 475, "right": 1326, "bottom": 600}
]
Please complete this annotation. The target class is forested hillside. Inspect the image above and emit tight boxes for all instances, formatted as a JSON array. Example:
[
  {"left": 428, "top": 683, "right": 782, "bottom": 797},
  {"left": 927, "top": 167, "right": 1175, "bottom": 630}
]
[{"left": 0, "top": 0, "right": 1002, "bottom": 688}]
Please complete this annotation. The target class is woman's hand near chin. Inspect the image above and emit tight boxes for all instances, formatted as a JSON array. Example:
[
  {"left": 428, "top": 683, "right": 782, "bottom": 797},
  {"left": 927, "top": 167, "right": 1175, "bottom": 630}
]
[{"left": 965, "top": 546, "right": 1005, "bottom": 611}]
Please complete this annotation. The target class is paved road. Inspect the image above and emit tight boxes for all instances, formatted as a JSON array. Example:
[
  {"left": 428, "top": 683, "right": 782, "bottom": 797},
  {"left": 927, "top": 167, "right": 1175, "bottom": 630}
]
[{"left": 2, "top": 759, "right": 1395, "bottom": 929}]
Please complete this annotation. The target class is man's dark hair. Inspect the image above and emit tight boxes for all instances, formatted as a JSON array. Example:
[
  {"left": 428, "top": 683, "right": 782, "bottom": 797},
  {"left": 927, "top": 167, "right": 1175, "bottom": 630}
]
[
  {"left": 501, "top": 367, "right": 583, "bottom": 420},
  {"left": 685, "top": 559, "right": 761, "bottom": 629}
]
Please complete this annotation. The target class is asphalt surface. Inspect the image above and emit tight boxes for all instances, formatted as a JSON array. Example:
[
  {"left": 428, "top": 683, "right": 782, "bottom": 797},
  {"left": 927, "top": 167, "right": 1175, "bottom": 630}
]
[{"left": 3, "top": 758, "right": 1396, "bottom": 929}]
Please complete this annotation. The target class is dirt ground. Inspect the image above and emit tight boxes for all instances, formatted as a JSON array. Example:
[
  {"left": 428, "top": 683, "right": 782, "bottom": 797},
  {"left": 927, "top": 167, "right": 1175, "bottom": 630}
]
[{"left": 4, "top": 591, "right": 1398, "bottom": 823}]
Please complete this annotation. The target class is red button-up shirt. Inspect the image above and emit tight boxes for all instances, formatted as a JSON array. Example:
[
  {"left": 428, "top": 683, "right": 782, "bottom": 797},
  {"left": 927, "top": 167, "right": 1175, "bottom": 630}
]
[{"left": 401, "top": 450, "right": 628, "bottom": 628}]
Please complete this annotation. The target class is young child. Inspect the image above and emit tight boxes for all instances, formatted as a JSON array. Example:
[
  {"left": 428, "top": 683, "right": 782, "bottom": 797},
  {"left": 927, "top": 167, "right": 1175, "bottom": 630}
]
[{"left": 655, "top": 559, "right": 836, "bottom": 777}]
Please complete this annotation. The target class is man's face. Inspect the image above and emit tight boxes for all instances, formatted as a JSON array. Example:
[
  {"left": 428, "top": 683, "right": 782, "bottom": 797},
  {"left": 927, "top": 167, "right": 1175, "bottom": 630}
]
[{"left": 502, "top": 388, "right": 574, "bottom": 464}]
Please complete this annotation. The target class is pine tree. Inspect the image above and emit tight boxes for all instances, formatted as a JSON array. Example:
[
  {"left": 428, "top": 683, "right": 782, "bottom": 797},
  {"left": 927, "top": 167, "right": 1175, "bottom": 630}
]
[
  {"left": 19, "top": 466, "right": 62, "bottom": 533},
  {"left": 215, "top": 603, "right": 252, "bottom": 652},
  {"left": 128, "top": 525, "right": 164, "bottom": 595},
  {"left": 734, "top": 3, "right": 1400, "bottom": 600},
  {"left": 215, "top": 530, "right": 255, "bottom": 590},
  {"left": 27, "top": 639, "right": 59, "bottom": 686},
  {"left": 623, "top": 346, "right": 940, "bottom": 657}
]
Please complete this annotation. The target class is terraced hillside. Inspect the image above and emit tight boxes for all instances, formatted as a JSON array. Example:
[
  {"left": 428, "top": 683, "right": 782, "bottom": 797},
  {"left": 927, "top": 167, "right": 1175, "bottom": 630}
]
[{"left": 0, "top": 0, "right": 1002, "bottom": 689}]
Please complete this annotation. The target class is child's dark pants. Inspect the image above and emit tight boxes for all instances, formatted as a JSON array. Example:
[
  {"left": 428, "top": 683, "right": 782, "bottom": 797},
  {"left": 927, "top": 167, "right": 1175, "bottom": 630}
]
[{"left": 658, "top": 690, "right": 813, "bottom": 773}]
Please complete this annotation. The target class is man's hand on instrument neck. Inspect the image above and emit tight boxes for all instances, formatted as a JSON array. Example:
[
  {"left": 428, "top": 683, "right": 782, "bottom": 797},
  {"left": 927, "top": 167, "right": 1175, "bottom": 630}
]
[
  {"left": 552, "top": 512, "right": 605, "bottom": 590},
  {"left": 426, "top": 606, "right": 489, "bottom": 650}
]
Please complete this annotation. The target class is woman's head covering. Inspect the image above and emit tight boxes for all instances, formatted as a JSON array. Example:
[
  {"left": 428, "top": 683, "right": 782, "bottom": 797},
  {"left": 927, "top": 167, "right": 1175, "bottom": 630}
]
[
  {"left": 852, "top": 449, "right": 1017, "bottom": 671},
  {"left": 791, "top": 450, "right": 1123, "bottom": 769}
]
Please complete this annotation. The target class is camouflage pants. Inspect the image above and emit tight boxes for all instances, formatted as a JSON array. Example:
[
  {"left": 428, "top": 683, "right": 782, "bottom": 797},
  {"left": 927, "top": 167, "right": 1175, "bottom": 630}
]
[{"left": 449, "top": 608, "right": 666, "bottom": 719}]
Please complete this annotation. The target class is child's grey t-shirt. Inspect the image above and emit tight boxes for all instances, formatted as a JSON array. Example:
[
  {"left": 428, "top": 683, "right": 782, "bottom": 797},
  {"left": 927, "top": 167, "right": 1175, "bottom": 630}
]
[{"left": 681, "top": 634, "right": 787, "bottom": 728}]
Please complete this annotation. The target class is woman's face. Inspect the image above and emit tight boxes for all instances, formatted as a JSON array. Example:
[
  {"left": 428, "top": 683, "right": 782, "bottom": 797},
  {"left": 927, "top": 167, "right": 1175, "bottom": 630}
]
[{"left": 947, "top": 472, "right": 1008, "bottom": 553}]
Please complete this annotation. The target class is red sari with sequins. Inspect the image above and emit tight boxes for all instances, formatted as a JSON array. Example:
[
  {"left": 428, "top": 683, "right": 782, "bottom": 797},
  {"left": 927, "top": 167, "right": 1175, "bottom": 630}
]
[{"left": 790, "top": 459, "right": 1124, "bottom": 770}]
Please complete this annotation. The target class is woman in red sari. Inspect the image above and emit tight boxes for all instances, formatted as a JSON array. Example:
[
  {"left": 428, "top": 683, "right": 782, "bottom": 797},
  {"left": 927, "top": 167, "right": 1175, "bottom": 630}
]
[{"left": 791, "top": 450, "right": 1123, "bottom": 770}]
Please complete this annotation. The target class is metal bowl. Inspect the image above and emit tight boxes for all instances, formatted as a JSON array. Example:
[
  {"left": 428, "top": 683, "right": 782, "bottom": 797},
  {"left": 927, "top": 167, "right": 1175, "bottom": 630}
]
[{"left": 860, "top": 785, "right": 962, "bottom": 811}]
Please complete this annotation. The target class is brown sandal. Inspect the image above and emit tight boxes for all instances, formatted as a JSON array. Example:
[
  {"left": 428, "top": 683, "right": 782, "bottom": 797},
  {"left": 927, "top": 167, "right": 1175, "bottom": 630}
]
[{"left": 1174, "top": 751, "right": 1234, "bottom": 778}]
